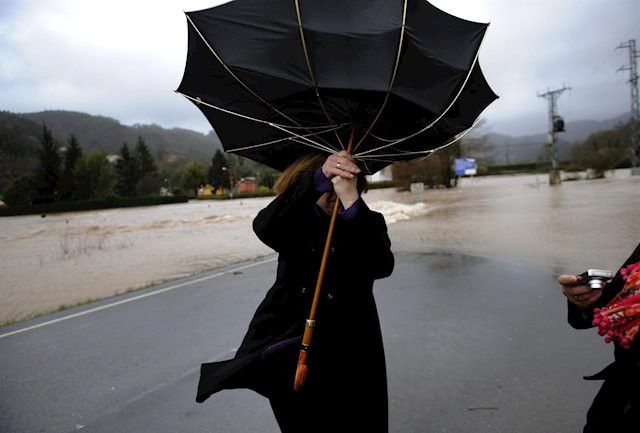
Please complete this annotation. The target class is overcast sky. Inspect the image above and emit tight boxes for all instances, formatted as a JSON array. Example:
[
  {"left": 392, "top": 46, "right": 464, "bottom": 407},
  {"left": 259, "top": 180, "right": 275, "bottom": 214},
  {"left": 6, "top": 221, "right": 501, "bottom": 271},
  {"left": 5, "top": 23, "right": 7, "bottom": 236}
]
[{"left": 0, "top": 0, "right": 638, "bottom": 137}]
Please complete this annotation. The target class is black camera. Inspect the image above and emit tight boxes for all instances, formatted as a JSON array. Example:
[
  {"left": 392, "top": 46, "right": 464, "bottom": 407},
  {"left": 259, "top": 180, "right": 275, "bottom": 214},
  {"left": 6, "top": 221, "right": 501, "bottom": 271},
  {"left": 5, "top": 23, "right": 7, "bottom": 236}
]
[{"left": 578, "top": 269, "right": 613, "bottom": 290}]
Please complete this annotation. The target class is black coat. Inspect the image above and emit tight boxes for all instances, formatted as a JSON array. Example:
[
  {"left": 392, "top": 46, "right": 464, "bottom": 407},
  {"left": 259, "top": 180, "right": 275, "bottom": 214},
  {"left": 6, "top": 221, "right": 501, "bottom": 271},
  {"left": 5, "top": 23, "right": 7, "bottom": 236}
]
[
  {"left": 196, "top": 170, "right": 395, "bottom": 432},
  {"left": 567, "top": 243, "right": 640, "bottom": 431}
]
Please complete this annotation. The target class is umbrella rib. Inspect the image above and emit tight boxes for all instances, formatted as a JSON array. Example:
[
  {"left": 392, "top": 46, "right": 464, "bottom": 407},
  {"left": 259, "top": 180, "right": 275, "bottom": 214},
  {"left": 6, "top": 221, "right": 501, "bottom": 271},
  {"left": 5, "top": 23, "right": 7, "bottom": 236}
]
[
  {"left": 177, "top": 91, "right": 338, "bottom": 154},
  {"left": 369, "top": 132, "right": 397, "bottom": 143},
  {"left": 185, "top": 13, "right": 339, "bottom": 152},
  {"left": 227, "top": 124, "right": 348, "bottom": 153},
  {"left": 293, "top": 0, "right": 345, "bottom": 150},
  {"left": 356, "top": 115, "right": 485, "bottom": 159},
  {"left": 354, "top": 27, "right": 488, "bottom": 158},
  {"left": 289, "top": 138, "right": 335, "bottom": 154},
  {"left": 412, "top": 118, "right": 485, "bottom": 162},
  {"left": 359, "top": 158, "right": 374, "bottom": 175},
  {"left": 351, "top": 0, "right": 408, "bottom": 154},
  {"left": 356, "top": 156, "right": 398, "bottom": 163}
]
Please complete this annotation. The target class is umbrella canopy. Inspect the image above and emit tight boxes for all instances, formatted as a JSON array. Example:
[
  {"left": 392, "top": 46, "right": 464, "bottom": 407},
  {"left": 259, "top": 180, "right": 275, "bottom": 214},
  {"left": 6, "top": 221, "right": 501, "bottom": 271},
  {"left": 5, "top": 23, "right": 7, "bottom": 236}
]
[{"left": 177, "top": 0, "right": 498, "bottom": 175}]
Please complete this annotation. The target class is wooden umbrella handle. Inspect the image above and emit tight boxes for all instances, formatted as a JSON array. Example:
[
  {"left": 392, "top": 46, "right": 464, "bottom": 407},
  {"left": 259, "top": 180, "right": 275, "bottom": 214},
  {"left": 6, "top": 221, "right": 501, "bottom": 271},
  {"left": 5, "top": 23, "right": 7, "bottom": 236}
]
[{"left": 294, "top": 127, "right": 356, "bottom": 392}]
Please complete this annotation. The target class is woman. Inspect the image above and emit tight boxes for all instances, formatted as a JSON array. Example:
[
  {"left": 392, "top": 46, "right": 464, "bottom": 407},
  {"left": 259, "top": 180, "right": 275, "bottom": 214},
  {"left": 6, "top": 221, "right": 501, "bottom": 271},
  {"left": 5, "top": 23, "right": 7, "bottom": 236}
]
[
  {"left": 196, "top": 150, "right": 395, "bottom": 433},
  {"left": 559, "top": 242, "right": 640, "bottom": 432}
]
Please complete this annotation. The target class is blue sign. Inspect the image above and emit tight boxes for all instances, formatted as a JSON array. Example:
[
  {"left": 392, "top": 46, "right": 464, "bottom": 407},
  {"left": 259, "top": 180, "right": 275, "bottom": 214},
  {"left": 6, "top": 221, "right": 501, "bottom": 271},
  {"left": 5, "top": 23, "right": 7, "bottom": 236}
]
[{"left": 454, "top": 158, "right": 477, "bottom": 176}]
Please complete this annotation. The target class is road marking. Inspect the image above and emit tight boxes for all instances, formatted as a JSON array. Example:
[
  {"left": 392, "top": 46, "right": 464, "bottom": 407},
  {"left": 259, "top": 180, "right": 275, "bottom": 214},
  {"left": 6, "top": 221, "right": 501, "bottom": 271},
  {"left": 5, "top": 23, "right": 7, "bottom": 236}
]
[{"left": 0, "top": 257, "right": 277, "bottom": 340}]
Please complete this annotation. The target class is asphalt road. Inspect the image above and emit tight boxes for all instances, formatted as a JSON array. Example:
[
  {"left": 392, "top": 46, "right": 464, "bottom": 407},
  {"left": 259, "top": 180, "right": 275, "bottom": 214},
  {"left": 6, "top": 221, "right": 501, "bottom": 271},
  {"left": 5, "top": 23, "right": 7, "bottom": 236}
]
[{"left": 0, "top": 252, "right": 612, "bottom": 433}]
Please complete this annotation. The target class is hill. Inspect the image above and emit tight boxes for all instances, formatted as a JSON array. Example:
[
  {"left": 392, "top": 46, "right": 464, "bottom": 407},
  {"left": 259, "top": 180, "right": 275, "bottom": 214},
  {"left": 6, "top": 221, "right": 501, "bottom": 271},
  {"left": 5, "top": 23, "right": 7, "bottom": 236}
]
[
  {"left": 2, "top": 107, "right": 632, "bottom": 194},
  {"left": 18, "top": 110, "right": 222, "bottom": 161},
  {"left": 0, "top": 111, "right": 42, "bottom": 192},
  {"left": 483, "top": 112, "right": 631, "bottom": 164},
  {"left": 0, "top": 109, "right": 225, "bottom": 194}
]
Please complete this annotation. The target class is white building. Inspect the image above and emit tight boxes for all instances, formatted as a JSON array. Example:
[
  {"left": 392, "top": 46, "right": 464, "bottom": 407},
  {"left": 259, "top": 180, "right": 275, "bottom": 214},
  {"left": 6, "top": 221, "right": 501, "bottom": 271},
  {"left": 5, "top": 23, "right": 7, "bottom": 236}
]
[{"left": 366, "top": 165, "right": 393, "bottom": 183}]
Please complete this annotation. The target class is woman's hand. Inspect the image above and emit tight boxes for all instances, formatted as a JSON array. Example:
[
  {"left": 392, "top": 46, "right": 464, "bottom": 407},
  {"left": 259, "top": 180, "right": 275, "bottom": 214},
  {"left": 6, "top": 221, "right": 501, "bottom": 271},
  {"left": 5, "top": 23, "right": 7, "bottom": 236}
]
[
  {"left": 558, "top": 274, "right": 603, "bottom": 308},
  {"left": 322, "top": 151, "right": 361, "bottom": 209},
  {"left": 331, "top": 175, "right": 359, "bottom": 209},
  {"left": 321, "top": 150, "right": 361, "bottom": 179}
]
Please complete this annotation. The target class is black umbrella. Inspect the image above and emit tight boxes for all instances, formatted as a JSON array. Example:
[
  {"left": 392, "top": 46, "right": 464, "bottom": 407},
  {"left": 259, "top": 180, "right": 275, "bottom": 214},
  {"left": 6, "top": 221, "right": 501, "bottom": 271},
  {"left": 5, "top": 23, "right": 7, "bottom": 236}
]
[
  {"left": 177, "top": 0, "right": 497, "bottom": 392},
  {"left": 176, "top": 0, "right": 497, "bottom": 175}
]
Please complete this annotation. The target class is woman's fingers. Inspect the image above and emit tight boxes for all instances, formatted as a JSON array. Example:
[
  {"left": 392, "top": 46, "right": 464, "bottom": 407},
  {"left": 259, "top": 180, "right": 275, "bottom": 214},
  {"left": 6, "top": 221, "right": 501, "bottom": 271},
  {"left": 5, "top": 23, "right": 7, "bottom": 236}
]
[
  {"left": 558, "top": 274, "right": 580, "bottom": 286},
  {"left": 326, "top": 167, "right": 356, "bottom": 178},
  {"left": 330, "top": 155, "right": 360, "bottom": 174},
  {"left": 331, "top": 174, "right": 359, "bottom": 205},
  {"left": 558, "top": 274, "right": 603, "bottom": 307},
  {"left": 561, "top": 284, "right": 590, "bottom": 297},
  {"left": 323, "top": 153, "right": 361, "bottom": 179},
  {"left": 561, "top": 282, "right": 602, "bottom": 306},
  {"left": 568, "top": 290, "right": 602, "bottom": 307}
]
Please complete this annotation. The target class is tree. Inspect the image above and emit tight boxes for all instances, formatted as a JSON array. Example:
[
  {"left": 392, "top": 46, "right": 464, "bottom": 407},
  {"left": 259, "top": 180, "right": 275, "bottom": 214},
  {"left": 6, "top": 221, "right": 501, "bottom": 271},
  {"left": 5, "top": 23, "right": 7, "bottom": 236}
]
[
  {"left": 72, "top": 151, "right": 116, "bottom": 200},
  {"left": 0, "top": 111, "right": 40, "bottom": 194},
  {"left": 571, "top": 121, "right": 632, "bottom": 176},
  {"left": 392, "top": 120, "right": 493, "bottom": 189},
  {"left": 134, "top": 136, "right": 162, "bottom": 196},
  {"left": 136, "top": 173, "right": 163, "bottom": 196},
  {"left": 392, "top": 141, "right": 465, "bottom": 189},
  {"left": 135, "top": 136, "right": 156, "bottom": 177},
  {"left": 59, "top": 134, "right": 83, "bottom": 200},
  {"left": 3, "top": 173, "right": 37, "bottom": 207},
  {"left": 257, "top": 167, "right": 279, "bottom": 190},
  {"left": 114, "top": 142, "right": 139, "bottom": 197},
  {"left": 180, "top": 162, "right": 205, "bottom": 197},
  {"left": 208, "top": 149, "right": 229, "bottom": 190},
  {"left": 34, "top": 123, "right": 62, "bottom": 204}
]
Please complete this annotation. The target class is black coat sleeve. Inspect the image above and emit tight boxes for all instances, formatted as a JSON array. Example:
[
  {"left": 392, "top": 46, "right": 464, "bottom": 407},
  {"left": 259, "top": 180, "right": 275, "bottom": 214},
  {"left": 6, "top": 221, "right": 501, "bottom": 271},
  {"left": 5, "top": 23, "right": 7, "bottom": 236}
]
[
  {"left": 337, "top": 198, "right": 395, "bottom": 281},
  {"left": 252, "top": 171, "right": 324, "bottom": 253},
  {"left": 568, "top": 243, "right": 640, "bottom": 329}
]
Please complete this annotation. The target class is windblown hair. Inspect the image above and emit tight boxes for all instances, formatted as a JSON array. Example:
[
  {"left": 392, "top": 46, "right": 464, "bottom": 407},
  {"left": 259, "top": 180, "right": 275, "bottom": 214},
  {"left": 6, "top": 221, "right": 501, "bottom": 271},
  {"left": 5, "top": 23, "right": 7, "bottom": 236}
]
[{"left": 273, "top": 152, "right": 368, "bottom": 195}]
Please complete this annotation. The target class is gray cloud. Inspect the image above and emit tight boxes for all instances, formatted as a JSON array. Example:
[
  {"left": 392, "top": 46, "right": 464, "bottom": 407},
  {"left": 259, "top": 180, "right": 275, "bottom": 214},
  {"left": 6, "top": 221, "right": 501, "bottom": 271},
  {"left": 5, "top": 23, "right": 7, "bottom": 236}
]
[{"left": 0, "top": 0, "right": 638, "bottom": 136}]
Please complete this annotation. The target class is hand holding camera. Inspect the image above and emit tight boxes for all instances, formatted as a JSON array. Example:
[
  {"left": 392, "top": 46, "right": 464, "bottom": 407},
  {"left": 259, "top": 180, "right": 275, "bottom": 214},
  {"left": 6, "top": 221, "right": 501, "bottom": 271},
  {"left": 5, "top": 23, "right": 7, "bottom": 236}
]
[{"left": 559, "top": 269, "right": 613, "bottom": 308}]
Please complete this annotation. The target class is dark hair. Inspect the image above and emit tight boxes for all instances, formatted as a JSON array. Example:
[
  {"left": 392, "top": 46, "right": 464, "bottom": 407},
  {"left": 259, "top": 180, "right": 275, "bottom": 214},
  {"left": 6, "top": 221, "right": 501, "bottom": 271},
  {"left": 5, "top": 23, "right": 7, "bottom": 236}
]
[{"left": 273, "top": 152, "right": 368, "bottom": 195}]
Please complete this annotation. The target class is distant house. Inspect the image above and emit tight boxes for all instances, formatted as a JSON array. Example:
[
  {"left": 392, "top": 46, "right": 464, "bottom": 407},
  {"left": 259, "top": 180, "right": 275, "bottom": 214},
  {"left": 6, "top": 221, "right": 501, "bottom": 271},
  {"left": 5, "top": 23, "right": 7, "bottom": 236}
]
[
  {"left": 106, "top": 154, "right": 121, "bottom": 163},
  {"left": 366, "top": 165, "right": 393, "bottom": 182},
  {"left": 197, "top": 184, "right": 214, "bottom": 197},
  {"left": 237, "top": 177, "right": 258, "bottom": 193}
]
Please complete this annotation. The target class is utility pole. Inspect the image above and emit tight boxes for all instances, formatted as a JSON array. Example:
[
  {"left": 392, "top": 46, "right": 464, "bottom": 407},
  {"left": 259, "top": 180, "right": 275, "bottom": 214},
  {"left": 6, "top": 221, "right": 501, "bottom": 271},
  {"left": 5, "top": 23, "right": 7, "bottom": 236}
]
[
  {"left": 538, "top": 86, "right": 570, "bottom": 185},
  {"left": 617, "top": 39, "right": 640, "bottom": 175}
]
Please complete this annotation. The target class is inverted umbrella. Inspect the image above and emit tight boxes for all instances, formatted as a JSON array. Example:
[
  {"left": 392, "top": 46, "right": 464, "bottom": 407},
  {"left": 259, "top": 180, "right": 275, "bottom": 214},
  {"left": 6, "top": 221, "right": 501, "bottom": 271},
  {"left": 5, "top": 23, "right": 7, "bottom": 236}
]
[{"left": 177, "top": 0, "right": 498, "bottom": 391}]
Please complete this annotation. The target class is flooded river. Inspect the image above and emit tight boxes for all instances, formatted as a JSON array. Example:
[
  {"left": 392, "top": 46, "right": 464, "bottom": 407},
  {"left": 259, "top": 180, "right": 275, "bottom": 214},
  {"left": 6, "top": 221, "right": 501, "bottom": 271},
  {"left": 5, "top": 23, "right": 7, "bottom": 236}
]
[{"left": 0, "top": 170, "right": 638, "bottom": 324}]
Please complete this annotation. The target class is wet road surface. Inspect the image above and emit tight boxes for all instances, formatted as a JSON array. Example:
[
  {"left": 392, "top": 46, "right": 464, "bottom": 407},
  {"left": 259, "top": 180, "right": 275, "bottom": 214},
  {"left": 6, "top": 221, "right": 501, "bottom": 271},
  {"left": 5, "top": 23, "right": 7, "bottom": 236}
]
[{"left": 0, "top": 253, "right": 613, "bottom": 432}]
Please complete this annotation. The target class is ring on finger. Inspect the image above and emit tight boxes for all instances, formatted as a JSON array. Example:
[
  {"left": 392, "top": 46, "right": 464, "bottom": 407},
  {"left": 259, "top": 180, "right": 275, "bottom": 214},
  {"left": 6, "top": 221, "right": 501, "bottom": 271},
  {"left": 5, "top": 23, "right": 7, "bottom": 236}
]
[
  {"left": 336, "top": 162, "right": 341, "bottom": 169},
  {"left": 573, "top": 295, "right": 581, "bottom": 301}
]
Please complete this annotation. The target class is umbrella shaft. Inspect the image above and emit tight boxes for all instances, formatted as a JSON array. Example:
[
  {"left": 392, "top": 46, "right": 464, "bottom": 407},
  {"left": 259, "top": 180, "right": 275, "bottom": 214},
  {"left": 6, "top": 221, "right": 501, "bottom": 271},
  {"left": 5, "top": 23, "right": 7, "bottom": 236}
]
[{"left": 294, "top": 126, "right": 356, "bottom": 392}]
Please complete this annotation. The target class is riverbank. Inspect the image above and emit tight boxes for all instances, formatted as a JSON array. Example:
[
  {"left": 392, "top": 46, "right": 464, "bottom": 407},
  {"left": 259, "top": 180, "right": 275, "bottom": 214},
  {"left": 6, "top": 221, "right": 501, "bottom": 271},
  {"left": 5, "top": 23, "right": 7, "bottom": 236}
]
[{"left": 1, "top": 170, "right": 638, "bottom": 325}]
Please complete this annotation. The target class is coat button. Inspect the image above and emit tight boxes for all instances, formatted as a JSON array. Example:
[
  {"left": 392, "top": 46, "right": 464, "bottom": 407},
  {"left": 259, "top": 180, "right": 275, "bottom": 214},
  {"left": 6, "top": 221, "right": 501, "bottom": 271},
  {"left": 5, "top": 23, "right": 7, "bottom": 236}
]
[
  {"left": 300, "top": 286, "right": 307, "bottom": 295},
  {"left": 326, "top": 292, "right": 334, "bottom": 301},
  {"left": 330, "top": 246, "right": 335, "bottom": 254}
]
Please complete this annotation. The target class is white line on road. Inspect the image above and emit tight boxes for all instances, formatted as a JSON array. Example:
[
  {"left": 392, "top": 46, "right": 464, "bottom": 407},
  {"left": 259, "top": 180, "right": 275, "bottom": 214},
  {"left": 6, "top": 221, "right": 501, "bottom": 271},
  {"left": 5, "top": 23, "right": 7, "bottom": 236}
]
[{"left": 0, "top": 257, "right": 277, "bottom": 340}]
